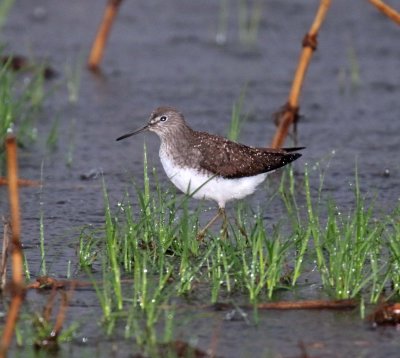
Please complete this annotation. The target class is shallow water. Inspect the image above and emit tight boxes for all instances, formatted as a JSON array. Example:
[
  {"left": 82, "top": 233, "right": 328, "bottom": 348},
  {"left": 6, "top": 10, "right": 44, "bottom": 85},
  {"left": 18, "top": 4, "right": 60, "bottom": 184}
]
[{"left": 1, "top": 0, "right": 400, "bottom": 357}]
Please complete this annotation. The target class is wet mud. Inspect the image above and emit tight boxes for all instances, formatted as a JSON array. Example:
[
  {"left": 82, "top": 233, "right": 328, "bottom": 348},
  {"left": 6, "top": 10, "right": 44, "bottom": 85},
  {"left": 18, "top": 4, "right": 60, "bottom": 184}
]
[{"left": 1, "top": 0, "right": 400, "bottom": 357}]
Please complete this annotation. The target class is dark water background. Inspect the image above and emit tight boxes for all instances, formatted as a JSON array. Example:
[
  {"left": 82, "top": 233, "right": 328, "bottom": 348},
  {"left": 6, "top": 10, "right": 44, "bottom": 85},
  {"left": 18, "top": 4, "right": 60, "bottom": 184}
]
[{"left": 1, "top": 0, "right": 399, "bottom": 356}]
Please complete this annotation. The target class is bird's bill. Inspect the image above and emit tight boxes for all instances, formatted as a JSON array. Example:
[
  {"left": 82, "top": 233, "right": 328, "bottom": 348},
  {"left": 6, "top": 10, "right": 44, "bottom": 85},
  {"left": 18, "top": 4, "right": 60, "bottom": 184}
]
[{"left": 116, "top": 124, "right": 149, "bottom": 141}]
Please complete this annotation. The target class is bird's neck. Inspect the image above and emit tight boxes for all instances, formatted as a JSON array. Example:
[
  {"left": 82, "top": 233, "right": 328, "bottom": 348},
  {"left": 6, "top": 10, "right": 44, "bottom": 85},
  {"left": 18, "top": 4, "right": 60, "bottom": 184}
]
[
  {"left": 159, "top": 124, "right": 194, "bottom": 150},
  {"left": 159, "top": 124, "right": 197, "bottom": 166}
]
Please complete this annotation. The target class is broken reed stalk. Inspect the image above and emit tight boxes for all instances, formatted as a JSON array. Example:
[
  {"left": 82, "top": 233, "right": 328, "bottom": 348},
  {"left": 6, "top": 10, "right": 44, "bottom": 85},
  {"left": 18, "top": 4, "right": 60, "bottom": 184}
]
[
  {"left": 1, "top": 220, "right": 11, "bottom": 290},
  {"left": 270, "top": 0, "right": 331, "bottom": 148},
  {"left": 166, "top": 298, "right": 358, "bottom": 311},
  {"left": 255, "top": 299, "right": 357, "bottom": 310},
  {"left": 87, "top": 0, "right": 124, "bottom": 71},
  {"left": 209, "top": 299, "right": 357, "bottom": 311},
  {"left": 369, "top": 0, "right": 400, "bottom": 25},
  {"left": 26, "top": 276, "right": 134, "bottom": 289},
  {"left": 33, "top": 287, "right": 74, "bottom": 351},
  {"left": 208, "top": 317, "right": 222, "bottom": 358},
  {"left": 0, "top": 177, "right": 40, "bottom": 186},
  {"left": 0, "top": 135, "right": 25, "bottom": 358},
  {"left": 43, "top": 288, "right": 58, "bottom": 322},
  {"left": 52, "top": 285, "right": 75, "bottom": 338},
  {"left": 369, "top": 302, "right": 400, "bottom": 325}
]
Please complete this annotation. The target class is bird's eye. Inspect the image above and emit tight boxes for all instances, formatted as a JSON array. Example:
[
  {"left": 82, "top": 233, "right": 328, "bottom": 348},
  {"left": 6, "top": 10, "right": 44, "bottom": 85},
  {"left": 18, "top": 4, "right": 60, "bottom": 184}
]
[{"left": 160, "top": 116, "right": 167, "bottom": 122}]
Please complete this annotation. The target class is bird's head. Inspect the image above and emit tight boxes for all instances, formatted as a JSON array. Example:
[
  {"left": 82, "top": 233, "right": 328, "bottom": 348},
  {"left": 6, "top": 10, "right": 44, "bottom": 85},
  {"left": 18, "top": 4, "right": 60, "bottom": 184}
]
[{"left": 116, "top": 106, "right": 187, "bottom": 141}]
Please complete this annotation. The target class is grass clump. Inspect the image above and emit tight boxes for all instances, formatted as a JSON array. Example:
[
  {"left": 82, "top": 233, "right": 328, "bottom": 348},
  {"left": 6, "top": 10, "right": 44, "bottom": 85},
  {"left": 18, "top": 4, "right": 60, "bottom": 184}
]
[
  {"left": 84, "top": 146, "right": 400, "bottom": 355},
  {"left": 88, "top": 146, "right": 298, "bottom": 338},
  {"left": 238, "top": 0, "right": 263, "bottom": 46},
  {"left": 215, "top": 0, "right": 263, "bottom": 46},
  {"left": 237, "top": 219, "right": 293, "bottom": 301},
  {"left": 0, "top": 57, "right": 50, "bottom": 174},
  {"left": 387, "top": 209, "right": 400, "bottom": 296},
  {"left": 302, "top": 166, "right": 389, "bottom": 300}
]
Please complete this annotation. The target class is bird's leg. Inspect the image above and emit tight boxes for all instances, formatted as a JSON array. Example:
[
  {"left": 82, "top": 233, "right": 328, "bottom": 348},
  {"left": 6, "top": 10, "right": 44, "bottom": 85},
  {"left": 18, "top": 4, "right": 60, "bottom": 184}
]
[
  {"left": 197, "top": 207, "right": 224, "bottom": 241},
  {"left": 220, "top": 208, "right": 228, "bottom": 239}
]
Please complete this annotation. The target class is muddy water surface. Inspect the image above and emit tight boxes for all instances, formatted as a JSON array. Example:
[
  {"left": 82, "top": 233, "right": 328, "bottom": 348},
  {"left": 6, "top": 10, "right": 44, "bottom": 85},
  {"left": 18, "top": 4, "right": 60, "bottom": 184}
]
[{"left": 1, "top": 0, "right": 400, "bottom": 357}]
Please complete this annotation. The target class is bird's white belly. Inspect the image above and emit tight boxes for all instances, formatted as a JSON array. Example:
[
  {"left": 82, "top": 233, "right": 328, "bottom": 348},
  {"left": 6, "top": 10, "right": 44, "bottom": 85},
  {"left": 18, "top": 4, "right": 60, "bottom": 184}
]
[{"left": 160, "top": 150, "right": 267, "bottom": 208}]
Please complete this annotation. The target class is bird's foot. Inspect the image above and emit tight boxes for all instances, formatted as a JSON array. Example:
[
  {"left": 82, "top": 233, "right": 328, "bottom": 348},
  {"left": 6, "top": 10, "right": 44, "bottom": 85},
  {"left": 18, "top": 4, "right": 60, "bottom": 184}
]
[
  {"left": 220, "top": 226, "right": 228, "bottom": 240},
  {"left": 196, "top": 230, "right": 206, "bottom": 241},
  {"left": 196, "top": 208, "right": 225, "bottom": 241}
]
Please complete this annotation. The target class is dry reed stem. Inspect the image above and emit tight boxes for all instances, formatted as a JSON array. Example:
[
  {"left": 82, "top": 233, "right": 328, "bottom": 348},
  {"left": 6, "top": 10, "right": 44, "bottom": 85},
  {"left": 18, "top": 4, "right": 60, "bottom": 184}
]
[
  {"left": 271, "top": 0, "right": 331, "bottom": 148},
  {"left": 87, "top": 0, "right": 123, "bottom": 71},
  {"left": 43, "top": 288, "right": 58, "bottom": 322},
  {"left": 34, "top": 287, "right": 75, "bottom": 351},
  {"left": 0, "top": 135, "right": 25, "bottom": 358},
  {"left": 0, "top": 295, "right": 24, "bottom": 357},
  {"left": 369, "top": 0, "right": 400, "bottom": 25},
  {"left": 369, "top": 302, "right": 400, "bottom": 325},
  {"left": 159, "top": 341, "right": 210, "bottom": 358},
  {"left": 161, "top": 298, "right": 358, "bottom": 312},
  {"left": 208, "top": 318, "right": 222, "bottom": 358},
  {"left": 27, "top": 276, "right": 134, "bottom": 289},
  {"left": 255, "top": 298, "right": 357, "bottom": 310},
  {"left": 298, "top": 341, "right": 311, "bottom": 358},
  {"left": 0, "top": 177, "right": 40, "bottom": 187},
  {"left": 1, "top": 220, "right": 11, "bottom": 290},
  {"left": 52, "top": 284, "right": 75, "bottom": 337},
  {"left": 5, "top": 136, "right": 23, "bottom": 286},
  {"left": 210, "top": 299, "right": 357, "bottom": 310}
]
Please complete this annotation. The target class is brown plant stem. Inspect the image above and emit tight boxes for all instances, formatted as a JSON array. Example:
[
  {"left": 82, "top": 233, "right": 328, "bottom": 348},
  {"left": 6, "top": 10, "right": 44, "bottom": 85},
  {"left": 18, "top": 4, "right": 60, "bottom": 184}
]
[
  {"left": 1, "top": 220, "right": 11, "bottom": 290},
  {"left": 26, "top": 276, "right": 134, "bottom": 289},
  {"left": 369, "top": 302, "right": 400, "bottom": 325},
  {"left": 270, "top": 0, "right": 331, "bottom": 148},
  {"left": 52, "top": 286, "right": 75, "bottom": 338},
  {"left": 369, "top": 0, "right": 400, "bottom": 25},
  {"left": 0, "top": 177, "right": 40, "bottom": 186},
  {"left": 209, "top": 318, "right": 222, "bottom": 358},
  {"left": 42, "top": 288, "right": 58, "bottom": 322},
  {"left": 87, "top": 0, "right": 124, "bottom": 71},
  {"left": 161, "top": 298, "right": 358, "bottom": 311},
  {"left": 34, "top": 287, "right": 75, "bottom": 351},
  {"left": 210, "top": 299, "right": 357, "bottom": 310},
  {"left": 0, "top": 135, "right": 25, "bottom": 358},
  {"left": 255, "top": 298, "right": 357, "bottom": 310}
]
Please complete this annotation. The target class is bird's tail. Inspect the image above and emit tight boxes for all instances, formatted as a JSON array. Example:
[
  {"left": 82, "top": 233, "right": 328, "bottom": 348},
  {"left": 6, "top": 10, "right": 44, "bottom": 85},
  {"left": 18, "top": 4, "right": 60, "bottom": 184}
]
[{"left": 282, "top": 147, "right": 305, "bottom": 152}]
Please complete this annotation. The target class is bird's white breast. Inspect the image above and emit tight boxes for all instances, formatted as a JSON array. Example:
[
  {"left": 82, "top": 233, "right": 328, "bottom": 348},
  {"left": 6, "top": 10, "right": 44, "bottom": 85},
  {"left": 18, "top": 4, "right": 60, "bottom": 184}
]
[{"left": 159, "top": 148, "right": 267, "bottom": 208}]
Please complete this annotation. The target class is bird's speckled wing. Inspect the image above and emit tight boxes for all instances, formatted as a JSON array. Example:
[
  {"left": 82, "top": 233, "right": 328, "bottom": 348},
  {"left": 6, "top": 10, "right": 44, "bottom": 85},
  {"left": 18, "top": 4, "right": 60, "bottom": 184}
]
[{"left": 192, "top": 132, "right": 302, "bottom": 179}]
